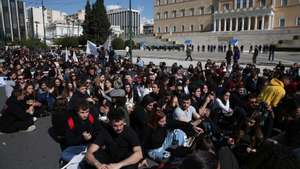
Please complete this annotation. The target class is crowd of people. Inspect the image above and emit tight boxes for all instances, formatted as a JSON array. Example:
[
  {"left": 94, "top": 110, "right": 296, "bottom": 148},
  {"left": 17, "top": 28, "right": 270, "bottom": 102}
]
[{"left": 0, "top": 46, "right": 299, "bottom": 169}]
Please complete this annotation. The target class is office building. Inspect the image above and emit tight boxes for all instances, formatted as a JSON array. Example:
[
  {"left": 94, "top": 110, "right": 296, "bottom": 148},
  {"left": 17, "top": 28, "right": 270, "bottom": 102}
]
[
  {"left": 0, "top": 0, "right": 27, "bottom": 41},
  {"left": 107, "top": 8, "right": 140, "bottom": 38}
]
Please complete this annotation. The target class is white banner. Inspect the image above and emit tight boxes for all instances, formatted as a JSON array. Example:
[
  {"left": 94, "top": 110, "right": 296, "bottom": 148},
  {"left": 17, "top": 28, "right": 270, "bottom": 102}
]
[{"left": 86, "top": 40, "right": 98, "bottom": 56}]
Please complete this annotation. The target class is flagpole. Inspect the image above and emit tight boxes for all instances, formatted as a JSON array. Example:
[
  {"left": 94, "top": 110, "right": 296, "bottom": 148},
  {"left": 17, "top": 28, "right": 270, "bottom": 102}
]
[{"left": 129, "top": 0, "right": 133, "bottom": 62}]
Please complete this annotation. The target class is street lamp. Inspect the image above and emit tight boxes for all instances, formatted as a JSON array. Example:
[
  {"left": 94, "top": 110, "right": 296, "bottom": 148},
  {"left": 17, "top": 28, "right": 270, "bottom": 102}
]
[
  {"left": 129, "top": 0, "right": 133, "bottom": 62},
  {"left": 34, "top": 21, "right": 40, "bottom": 39},
  {"left": 42, "top": 0, "right": 46, "bottom": 45}
]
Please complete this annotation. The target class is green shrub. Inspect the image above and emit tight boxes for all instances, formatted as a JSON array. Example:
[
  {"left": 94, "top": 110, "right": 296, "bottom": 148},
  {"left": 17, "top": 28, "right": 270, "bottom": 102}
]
[{"left": 111, "top": 37, "right": 125, "bottom": 50}]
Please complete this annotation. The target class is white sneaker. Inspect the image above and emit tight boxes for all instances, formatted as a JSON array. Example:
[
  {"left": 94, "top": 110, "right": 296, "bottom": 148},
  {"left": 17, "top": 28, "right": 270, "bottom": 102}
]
[{"left": 21, "top": 125, "right": 36, "bottom": 132}]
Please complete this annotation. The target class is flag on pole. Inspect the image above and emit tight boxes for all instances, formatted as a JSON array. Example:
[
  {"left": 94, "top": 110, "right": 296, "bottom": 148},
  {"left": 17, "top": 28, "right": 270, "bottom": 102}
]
[
  {"left": 65, "top": 48, "right": 69, "bottom": 62},
  {"left": 86, "top": 40, "right": 98, "bottom": 56},
  {"left": 72, "top": 52, "right": 79, "bottom": 62}
]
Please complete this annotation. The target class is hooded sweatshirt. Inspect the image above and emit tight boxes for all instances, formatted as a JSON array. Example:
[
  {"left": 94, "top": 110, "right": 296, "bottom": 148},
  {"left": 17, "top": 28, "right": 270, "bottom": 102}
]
[{"left": 258, "top": 78, "right": 286, "bottom": 108}]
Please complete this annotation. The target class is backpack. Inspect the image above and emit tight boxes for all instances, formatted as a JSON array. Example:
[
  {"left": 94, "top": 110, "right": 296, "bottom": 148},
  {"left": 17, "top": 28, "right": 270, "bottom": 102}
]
[{"left": 67, "top": 114, "right": 95, "bottom": 130}]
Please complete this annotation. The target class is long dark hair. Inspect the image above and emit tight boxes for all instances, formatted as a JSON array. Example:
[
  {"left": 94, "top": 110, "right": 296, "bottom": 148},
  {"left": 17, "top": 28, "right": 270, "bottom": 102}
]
[{"left": 148, "top": 110, "right": 166, "bottom": 129}]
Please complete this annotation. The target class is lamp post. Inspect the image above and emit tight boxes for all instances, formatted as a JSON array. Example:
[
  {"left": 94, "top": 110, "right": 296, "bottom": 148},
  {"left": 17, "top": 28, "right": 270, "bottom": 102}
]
[
  {"left": 129, "top": 0, "right": 133, "bottom": 62},
  {"left": 34, "top": 21, "right": 40, "bottom": 39},
  {"left": 42, "top": 0, "right": 46, "bottom": 45}
]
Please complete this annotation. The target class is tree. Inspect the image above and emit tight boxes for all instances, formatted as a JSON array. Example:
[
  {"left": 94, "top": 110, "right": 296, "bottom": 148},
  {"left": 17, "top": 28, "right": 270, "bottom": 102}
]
[
  {"left": 111, "top": 37, "right": 125, "bottom": 50},
  {"left": 82, "top": 0, "right": 93, "bottom": 40},
  {"left": 53, "top": 37, "right": 79, "bottom": 48},
  {"left": 92, "top": 0, "right": 111, "bottom": 44},
  {"left": 19, "top": 39, "right": 47, "bottom": 50},
  {"left": 82, "top": 0, "right": 111, "bottom": 45}
]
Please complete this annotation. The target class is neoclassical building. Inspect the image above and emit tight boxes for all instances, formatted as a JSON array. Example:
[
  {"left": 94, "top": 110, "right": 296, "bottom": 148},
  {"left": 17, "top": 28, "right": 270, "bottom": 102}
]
[
  {"left": 154, "top": 0, "right": 217, "bottom": 36},
  {"left": 154, "top": 0, "right": 300, "bottom": 35},
  {"left": 214, "top": 0, "right": 300, "bottom": 32}
]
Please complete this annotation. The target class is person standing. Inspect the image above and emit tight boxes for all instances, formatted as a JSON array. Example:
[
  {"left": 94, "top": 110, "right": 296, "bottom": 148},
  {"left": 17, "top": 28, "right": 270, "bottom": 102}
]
[
  {"left": 108, "top": 46, "right": 115, "bottom": 66},
  {"left": 233, "top": 46, "right": 240, "bottom": 64},
  {"left": 252, "top": 46, "right": 259, "bottom": 64},
  {"left": 225, "top": 47, "right": 233, "bottom": 66},
  {"left": 249, "top": 45, "right": 253, "bottom": 53},
  {"left": 125, "top": 46, "right": 130, "bottom": 58},
  {"left": 269, "top": 44, "right": 275, "bottom": 61},
  {"left": 185, "top": 45, "right": 193, "bottom": 61}
]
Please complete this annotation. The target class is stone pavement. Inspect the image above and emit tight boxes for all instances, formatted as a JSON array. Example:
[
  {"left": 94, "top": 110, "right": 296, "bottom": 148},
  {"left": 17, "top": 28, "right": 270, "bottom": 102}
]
[{"left": 116, "top": 50, "right": 300, "bottom": 69}]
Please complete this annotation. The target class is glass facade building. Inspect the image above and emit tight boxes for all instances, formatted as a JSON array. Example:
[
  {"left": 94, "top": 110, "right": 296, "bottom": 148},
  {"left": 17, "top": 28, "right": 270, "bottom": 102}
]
[{"left": 0, "top": 0, "right": 27, "bottom": 41}]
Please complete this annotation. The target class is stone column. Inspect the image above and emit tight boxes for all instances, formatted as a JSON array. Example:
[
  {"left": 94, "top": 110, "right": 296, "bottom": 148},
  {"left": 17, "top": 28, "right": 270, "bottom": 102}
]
[
  {"left": 268, "top": 15, "right": 272, "bottom": 30},
  {"left": 261, "top": 15, "right": 265, "bottom": 30},
  {"left": 254, "top": 16, "right": 257, "bottom": 30},
  {"left": 214, "top": 19, "right": 216, "bottom": 32},
  {"left": 246, "top": 0, "right": 249, "bottom": 8},
  {"left": 219, "top": 18, "right": 221, "bottom": 31},
  {"left": 224, "top": 18, "right": 227, "bottom": 31},
  {"left": 236, "top": 17, "right": 239, "bottom": 31},
  {"left": 242, "top": 17, "right": 245, "bottom": 31},
  {"left": 234, "top": 0, "right": 237, "bottom": 9},
  {"left": 248, "top": 17, "right": 251, "bottom": 30},
  {"left": 230, "top": 18, "right": 233, "bottom": 31}
]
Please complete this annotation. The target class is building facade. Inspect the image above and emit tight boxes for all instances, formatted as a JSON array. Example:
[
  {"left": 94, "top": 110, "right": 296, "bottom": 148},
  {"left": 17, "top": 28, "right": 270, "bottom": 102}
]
[
  {"left": 107, "top": 8, "right": 140, "bottom": 38},
  {"left": 27, "top": 7, "right": 48, "bottom": 40},
  {"left": 214, "top": 0, "right": 300, "bottom": 32},
  {"left": 47, "top": 23, "right": 82, "bottom": 39},
  {"left": 154, "top": 0, "right": 216, "bottom": 36},
  {"left": 154, "top": 0, "right": 300, "bottom": 35},
  {"left": 27, "top": 7, "right": 70, "bottom": 40},
  {"left": 0, "top": 0, "right": 27, "bottom": 41},
  {"left": 143, "top": 23, "right": 154, "bottom": 35}
]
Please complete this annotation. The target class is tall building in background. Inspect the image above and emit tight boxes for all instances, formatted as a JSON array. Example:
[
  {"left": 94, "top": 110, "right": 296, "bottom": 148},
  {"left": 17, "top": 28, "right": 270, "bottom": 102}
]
[
  {"left": 0, "top": 0, "right": 27, "bottom": 41},
  {"left": 107, "top": 8, "right": 140, "bottom": 38},
  {"left": 26, "top": 7, "right": 48, "bottom": 40}
]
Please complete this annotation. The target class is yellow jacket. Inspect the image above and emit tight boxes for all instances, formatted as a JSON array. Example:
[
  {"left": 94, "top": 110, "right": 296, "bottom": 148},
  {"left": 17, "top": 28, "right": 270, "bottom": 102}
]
[{"left": 258, "top": 78, "right": 286, "bottom": 108}]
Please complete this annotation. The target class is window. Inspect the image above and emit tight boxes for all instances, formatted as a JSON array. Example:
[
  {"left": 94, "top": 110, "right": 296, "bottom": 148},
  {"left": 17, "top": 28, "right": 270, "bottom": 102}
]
[
  {"left": 181, "top": 9, "right": 185, "bottom": 17},
  {"left": 172, "top": 10, "right": 177, "bottom": 18},
  {"left": 243, "top": 0, "right": 247, "bottom": 8},
  {"left": 156, "top": 13, "right": 161, "bottom": 20},
  {"left": 237, "top": 0, "right": 241, "bottom": 8},
  {"left": 156, "top": 0, "right": 160, "bottom": 6},
  {"left": 190, "top": 8, "right": 194, "bottom": 16},
  {"left": 281, "top": 0, "right": 288, "bottom": 6},
  {"left": 279, "top": 18, "right": 285, "bottom": 28},
  {"left": 182, "top": 25, "right": 185, "bottom": 32},
  {"left": 164, "top": 11, "right": 168, "bottom": 19},
  {"left": 173, "top": 26, "right": 176, "bottom": 32},
  {"left": 261, "top": 0, "right": 266, "bottom": 7},
  {"left": 191, "top": 25, "right": 194, "bottom": 31},
  {"left": 200, "top": 24, "right": 204, "bottom": 31},
  {"left": 199, "top": 7, "right": 204, "bottom": 15},
  {"left": 165, "top": 26, "right": 169, "bottom": 33},
  {"left": 223, "top": 4, "right": 229, "bottom": 10},
  {"left": 249, "top": 0, "right": 253, "bottom": 7},
  {"left": 297, "top": 17, "right": 300, "bottom": 26},
  {"left": 158, "top": 27, "right": 161, "bottom": 33},
  {"left": 210, "top": 5, "right": 214, "bottom": 14}
]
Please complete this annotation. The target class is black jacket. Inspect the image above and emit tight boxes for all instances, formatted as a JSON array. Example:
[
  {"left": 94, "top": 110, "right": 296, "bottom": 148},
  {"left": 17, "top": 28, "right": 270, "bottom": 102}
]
[
  {"left": 64, "top": 114, "right": 102, "bottom": 146},
  {"left": 0, "top": 97, "right": 34, "bottom": 132}
]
